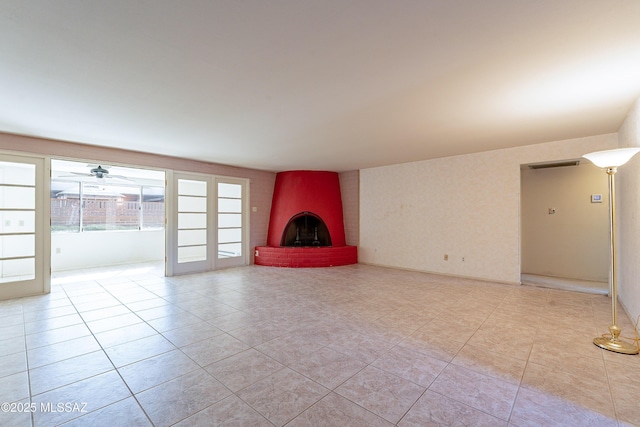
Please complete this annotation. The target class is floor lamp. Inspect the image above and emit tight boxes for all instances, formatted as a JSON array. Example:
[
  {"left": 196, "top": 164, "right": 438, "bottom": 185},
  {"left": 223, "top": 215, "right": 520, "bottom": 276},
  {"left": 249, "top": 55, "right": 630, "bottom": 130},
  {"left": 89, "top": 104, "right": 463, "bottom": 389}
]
[{"left": 583, "top": 147, "right": 640, "bottom": 355}]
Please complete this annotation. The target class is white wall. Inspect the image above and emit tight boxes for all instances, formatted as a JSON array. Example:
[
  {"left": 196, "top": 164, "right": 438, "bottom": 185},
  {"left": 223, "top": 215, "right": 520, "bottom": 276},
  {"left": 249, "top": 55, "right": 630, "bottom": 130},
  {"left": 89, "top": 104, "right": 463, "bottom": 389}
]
[
  {"left": 51, "top": 229, "right": 164, "bottom": 271},
  {"left": 618, "top": 97, "right": 640, "bottom": 325},
  {"left": 360, "top": 133, "right": 618, "bottom": 284},
  {"left": 521, "top": 163, "right": 609, "bottom": 282}
]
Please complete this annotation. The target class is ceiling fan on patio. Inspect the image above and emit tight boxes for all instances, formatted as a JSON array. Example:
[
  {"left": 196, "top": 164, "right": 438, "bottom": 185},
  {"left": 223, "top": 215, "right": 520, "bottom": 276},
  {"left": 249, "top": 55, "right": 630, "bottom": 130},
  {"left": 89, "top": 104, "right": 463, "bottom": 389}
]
[
  {"left": 62, "top": 164, "right": 132, "bottom": 181},
  {"left": 88, "top": 165, "right": 111, "bottom": 179}
]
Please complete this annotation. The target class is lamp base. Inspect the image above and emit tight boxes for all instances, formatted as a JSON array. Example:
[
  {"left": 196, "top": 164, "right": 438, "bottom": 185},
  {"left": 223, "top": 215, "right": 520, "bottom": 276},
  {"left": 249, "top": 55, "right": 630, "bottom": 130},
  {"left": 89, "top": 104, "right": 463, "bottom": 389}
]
[{"left": 593, "top": 336, "right": 639, "bottom": 355}]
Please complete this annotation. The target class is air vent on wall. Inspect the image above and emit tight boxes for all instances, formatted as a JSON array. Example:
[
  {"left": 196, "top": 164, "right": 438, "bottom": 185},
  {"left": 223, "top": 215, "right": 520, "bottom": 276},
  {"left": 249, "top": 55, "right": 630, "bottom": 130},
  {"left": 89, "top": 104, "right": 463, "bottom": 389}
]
[{"left": 528, "top": 160, "right": 580, "bottom": 170}]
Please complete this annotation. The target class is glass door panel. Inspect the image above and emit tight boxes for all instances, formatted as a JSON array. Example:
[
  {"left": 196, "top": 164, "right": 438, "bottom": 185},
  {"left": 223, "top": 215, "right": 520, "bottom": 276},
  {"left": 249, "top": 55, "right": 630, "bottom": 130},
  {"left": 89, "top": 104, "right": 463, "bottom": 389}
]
[
  {"left": 167, "top": 173, "right": 248, "bottom": 275},
  {"left": 177, "top": 178, "right": 208, "bottom": 264},
  {"left": 216, "top": 178, "right": 247, "bottom": 268},
  {"left": 0, "top": 156, "right": 46, "bottom": 299},
  {"left": 169, "top": 174, "right": 212, "bottom": 275}
]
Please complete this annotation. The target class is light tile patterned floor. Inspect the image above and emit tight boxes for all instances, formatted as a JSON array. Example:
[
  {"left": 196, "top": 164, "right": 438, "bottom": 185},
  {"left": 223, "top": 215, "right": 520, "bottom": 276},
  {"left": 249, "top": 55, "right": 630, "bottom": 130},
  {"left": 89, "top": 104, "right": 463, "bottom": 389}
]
[{"left": 1, "top": 263, "right": 639, "bottom": 426}]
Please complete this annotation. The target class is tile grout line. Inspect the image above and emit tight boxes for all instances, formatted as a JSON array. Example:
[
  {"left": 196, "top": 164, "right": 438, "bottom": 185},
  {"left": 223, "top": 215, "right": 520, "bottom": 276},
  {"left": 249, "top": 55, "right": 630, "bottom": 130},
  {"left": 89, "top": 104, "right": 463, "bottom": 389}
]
[
  {"left": 58, "top": 280, "right": 157, "bottom": 427},
  {"left": 12, "top": 264, "right": 635, "bottom": 426},
  {"left": 591, "top": 297, "right": 622, "bottom": 426}
]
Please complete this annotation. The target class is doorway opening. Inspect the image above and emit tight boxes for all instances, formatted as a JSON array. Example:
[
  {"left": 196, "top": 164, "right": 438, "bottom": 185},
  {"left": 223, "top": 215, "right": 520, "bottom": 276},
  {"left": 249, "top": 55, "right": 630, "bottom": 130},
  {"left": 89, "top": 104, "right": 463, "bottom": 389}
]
[
  {"left": 520, "top": 160, "right": 609, "bottom": 294},
  {"left": 50, "top": 159, "right": 166, "bottom": 275}
]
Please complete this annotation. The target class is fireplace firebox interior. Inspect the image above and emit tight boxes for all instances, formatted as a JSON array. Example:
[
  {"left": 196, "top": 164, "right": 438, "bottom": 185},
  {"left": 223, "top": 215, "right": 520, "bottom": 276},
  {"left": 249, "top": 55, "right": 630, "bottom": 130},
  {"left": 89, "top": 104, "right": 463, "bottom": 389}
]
[{"left": 281, "top": 212, "right": 332, "bottom": 247}]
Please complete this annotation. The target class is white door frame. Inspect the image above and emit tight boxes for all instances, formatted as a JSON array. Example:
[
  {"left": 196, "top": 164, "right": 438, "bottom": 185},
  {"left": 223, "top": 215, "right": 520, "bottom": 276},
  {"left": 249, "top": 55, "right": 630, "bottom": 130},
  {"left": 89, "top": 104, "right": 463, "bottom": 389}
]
[
  {"left": 0, "top": 152, "right": 50, "bottom": 299},
  {"left": 166, "top": 170, "right": 213, "bottom": 276},
  {"left": 215, "top": 176, "right": 250, "bottom": 269},
  {"left": 166, "top": 171, "right": 249, "bottom": 276}
]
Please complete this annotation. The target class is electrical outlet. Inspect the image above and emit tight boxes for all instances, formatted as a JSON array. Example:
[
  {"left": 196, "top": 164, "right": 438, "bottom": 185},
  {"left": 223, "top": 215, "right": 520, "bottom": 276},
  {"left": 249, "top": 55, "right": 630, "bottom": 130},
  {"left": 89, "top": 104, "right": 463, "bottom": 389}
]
[
  {"left": 461, "top": 257, "right": 465, "bottom": 262},
  {"left": 444, "top": 254, "right": 448, "bottom": 261}
]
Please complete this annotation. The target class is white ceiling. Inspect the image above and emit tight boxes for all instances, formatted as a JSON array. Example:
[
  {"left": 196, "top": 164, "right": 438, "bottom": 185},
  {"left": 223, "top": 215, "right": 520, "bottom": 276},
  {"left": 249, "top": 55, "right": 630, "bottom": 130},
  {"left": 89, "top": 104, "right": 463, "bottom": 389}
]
[{"left": 1, "top": 1, "right": 639, "bottom": 172}]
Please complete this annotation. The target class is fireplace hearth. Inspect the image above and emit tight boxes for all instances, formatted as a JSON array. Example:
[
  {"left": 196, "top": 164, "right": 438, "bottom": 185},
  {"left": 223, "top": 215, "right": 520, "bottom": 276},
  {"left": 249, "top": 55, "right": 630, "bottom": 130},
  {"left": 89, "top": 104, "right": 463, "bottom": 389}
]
[{"left": 255, "top": 170, "right": 357, "bottom": 267}]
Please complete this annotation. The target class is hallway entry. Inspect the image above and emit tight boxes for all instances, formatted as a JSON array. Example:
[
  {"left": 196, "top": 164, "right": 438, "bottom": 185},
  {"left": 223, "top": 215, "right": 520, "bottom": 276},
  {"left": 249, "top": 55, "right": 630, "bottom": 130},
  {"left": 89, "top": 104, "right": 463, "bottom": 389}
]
[{"left": 520, "top": 161, "right": 609, "bottom": 293}]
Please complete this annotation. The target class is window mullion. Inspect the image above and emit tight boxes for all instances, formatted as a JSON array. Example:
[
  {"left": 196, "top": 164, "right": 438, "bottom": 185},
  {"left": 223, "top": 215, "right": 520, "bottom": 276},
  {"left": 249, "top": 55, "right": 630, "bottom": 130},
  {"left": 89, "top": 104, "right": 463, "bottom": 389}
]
[{"left": 79, "top": 182, "right": 84, "bottom": 232}]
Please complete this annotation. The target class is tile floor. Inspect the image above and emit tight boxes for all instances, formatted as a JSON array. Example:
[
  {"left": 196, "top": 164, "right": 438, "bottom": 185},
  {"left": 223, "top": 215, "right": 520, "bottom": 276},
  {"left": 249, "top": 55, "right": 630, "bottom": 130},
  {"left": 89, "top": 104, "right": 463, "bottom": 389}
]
[{"left": 1, "top": 263, "right": 639, "bottom": 426}]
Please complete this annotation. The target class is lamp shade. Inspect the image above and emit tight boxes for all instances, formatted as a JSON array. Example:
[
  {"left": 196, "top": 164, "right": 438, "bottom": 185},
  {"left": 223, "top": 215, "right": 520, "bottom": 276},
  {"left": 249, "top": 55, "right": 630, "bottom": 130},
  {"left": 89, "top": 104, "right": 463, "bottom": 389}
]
[{"left": 583, "top": 147, "right": 640, "bottom": 168}]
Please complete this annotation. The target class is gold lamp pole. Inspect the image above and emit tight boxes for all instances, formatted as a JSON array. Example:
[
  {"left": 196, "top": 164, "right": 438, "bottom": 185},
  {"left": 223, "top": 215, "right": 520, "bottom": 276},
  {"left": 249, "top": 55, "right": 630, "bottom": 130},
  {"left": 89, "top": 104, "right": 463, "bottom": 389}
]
[{"left": 583, "top": 147, "right": 640, "bottom": 355}]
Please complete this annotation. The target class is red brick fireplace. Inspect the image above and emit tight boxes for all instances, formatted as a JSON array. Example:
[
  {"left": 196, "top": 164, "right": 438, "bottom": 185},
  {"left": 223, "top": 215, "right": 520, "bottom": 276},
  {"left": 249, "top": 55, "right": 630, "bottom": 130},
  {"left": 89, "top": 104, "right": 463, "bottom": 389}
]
[{"left": 255, "top": 170, "right": 357, "bottom": 267}]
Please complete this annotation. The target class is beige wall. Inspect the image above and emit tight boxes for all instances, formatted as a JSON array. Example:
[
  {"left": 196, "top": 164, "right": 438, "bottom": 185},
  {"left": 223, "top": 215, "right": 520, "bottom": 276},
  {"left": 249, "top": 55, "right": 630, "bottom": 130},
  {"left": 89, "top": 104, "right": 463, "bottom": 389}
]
[
  {"left": 360, "top": 133, "right": 618, "bottom": 284},
  {"left": 339, "top": 170, "right": 359, "bottom": 246},
  {"left": 0, "top": 132, "right": 277, "bottom": 263},
  {"left": 521, "top": 163, "right": 608, "bottom": 282},
  {"left": 618, "top": 98, "right": 640, "bottom": 325}
]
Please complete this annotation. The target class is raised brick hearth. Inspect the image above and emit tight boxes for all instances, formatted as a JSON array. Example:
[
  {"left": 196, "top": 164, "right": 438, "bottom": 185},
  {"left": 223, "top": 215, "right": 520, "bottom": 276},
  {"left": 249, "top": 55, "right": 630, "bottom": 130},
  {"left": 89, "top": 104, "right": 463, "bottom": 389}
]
[
  {"left": 255, "top": 170, "right": 357, "bottom": 268},
  {"left": 254, "top": 245, "right": 357, "bottom": 267}
]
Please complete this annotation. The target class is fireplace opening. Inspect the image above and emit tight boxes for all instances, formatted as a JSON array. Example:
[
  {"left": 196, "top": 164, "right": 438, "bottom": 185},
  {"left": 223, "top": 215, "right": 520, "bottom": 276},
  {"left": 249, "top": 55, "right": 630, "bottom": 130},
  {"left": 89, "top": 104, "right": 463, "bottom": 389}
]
[{"left": 281, "top": 212, "right": 332, "bottom": 247}]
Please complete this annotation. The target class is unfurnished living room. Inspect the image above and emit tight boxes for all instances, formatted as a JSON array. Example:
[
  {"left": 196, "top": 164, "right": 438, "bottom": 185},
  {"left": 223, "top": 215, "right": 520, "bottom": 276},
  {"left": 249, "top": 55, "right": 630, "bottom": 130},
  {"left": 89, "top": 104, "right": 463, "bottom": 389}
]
[{"left": 1, "top": 1, "right": 640, "bottom": 426}]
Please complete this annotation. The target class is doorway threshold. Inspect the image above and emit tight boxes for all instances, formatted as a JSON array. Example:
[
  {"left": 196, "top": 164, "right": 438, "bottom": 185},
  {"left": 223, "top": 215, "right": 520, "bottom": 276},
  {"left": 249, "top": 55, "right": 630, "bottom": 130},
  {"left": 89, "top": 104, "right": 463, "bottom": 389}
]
[
  {"left": 51, "top": 262, "right": 164, "bottom": 286},
  {"left": 521, "top": 274, "right": 608, "bottom": 295}
]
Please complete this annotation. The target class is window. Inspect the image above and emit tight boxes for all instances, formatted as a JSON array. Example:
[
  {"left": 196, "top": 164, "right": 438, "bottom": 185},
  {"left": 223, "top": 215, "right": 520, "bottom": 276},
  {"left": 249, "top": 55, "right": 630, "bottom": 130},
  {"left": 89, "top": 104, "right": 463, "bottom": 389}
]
[
  {"left": 142, "top": 186, "right": 165, "bottom": 229},
  {"left": 51, "top": 160, "right": 165, "bottom": 233}
]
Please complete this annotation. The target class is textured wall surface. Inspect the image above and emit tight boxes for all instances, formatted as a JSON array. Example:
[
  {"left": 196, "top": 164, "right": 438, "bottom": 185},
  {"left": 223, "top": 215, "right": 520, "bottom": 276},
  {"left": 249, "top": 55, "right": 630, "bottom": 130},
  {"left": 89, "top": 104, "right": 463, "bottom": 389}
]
[
  {"left": 339, "top": 170, "right": 360, "bottom": 247},
  {"left": 360, "top": 133, "right": 618, "bottom": 284},
  {"left": 618, "top": 98, "right": 640, "bottom": 325}
]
